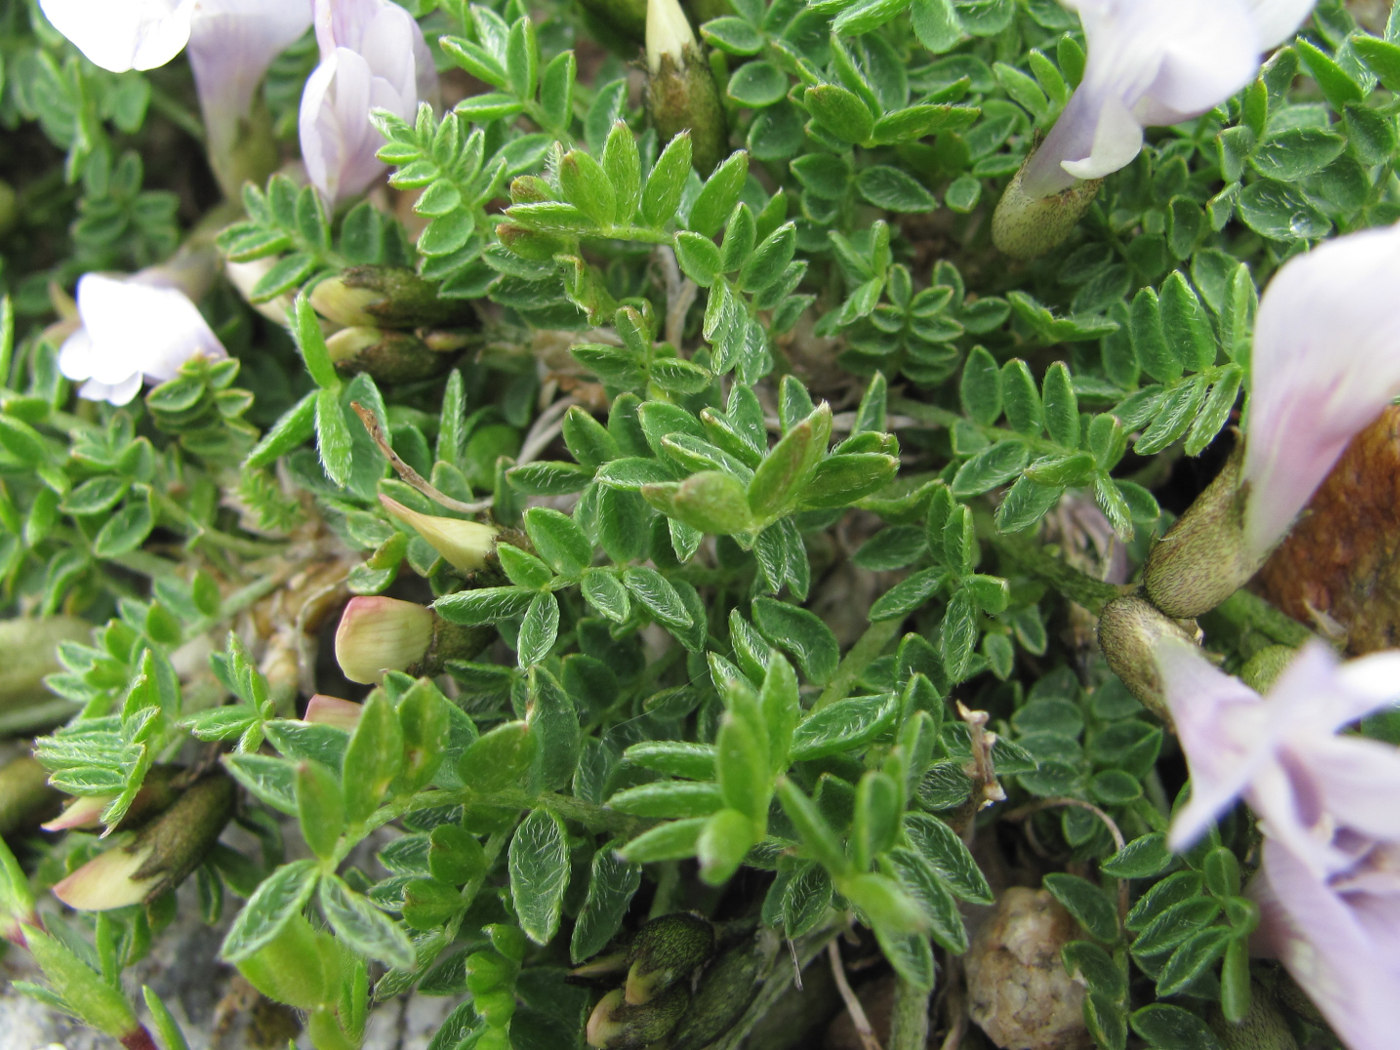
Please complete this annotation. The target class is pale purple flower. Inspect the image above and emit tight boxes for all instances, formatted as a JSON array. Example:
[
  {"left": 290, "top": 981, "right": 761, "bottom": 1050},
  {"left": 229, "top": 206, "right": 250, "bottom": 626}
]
[
  {"left": 1156, "top": 638, "right": 1400, "bottom": 1049},
  {"left": 1251, "top": 837, "right": 1400, "bottom": 1050},
  {"left": 1240, "top": 222, "right": 1400, "bottom": 561},
  {"left": 38, "top": 0, "right": 311, "bottom": 196},
  {"left": 1020, "top": 0, "right": 1315, "bottom": 198},
  {"left": 299, "top": 0, "right": 438, "bottom": 208},
  {"left": 58, "top": 271, "right": 227, "bottom": 406}
]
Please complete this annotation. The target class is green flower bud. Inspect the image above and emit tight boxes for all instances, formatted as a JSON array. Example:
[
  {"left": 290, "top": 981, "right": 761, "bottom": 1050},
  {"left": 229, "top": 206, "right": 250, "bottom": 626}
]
[
  {"left": 1144, "top": 448, "right": 1257, "bottom": 619},
  {"left": 646, "top": 0, "right": 728, "bottom": 174},
  {"left": 991, "top": 155, "right": 1102, "bottom": 260},
  {"left": 43, "top": 764, "right": 182, "bottom": 833},
  {"left": 1096, "top": 595, "right": 1198, "bottom": 720},
  {"left": 51, "top": 772, "right": 234, "bottom": 911},
  {"left": 669, "top": 932, "right": 773, "bottom": 1050},
  {"left": 310, "top": 267, "right": 474, "bottom": 329},
  {"left": 333, "top": 596, "right": 488, "bottom": 685},
  {"left": 324, "top": 326, "right": 451, "bottom": 384},
  {"left": 586, "top": 984, "right": 690, "bottom": 1049},
  {"left": 379, "top": 494, "right": 500, "bottom": 574},
  {"left": 624, "top": 912, "right": 716, "bottom": 1005}
]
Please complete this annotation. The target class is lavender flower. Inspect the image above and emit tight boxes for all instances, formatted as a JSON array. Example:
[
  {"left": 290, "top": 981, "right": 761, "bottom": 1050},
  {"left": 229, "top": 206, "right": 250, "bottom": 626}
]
[
  {"left": 57, "top": 268, "right": 227, "bottom": 406},
  {"left": 299, "top": 0, "right": 438, "bottom": 208},
  {"left": 39, "top": 0, "right": 311, "bottom": 196},
  {"left": 1155, "top": 638, "right": 1400, "bottom": 1049},
  {"left": 1019, "top": 0, "right": 1315, "bottom": 199},
  {"left": 1145, "top": 222, "right": 1400, "bottom": 617}
]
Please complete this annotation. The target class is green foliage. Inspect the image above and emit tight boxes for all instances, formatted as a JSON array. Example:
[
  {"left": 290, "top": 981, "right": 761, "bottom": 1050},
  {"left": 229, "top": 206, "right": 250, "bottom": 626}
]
[{"left": 1, "top": 0, "right": 1392, "bottom": 1048}]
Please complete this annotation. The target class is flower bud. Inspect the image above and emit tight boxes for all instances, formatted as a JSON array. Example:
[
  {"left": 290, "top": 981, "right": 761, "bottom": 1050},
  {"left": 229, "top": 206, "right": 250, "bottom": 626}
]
[
  {"left": 310, "top": 267, "right": 474, "bottom": 329},
  {"left": 324, "top": 326, "right": 451, "bottom": 384},
  {"left": 42, "top": 764, "right": 182, "bottom": 834},
  {"left": 0, "top": 756, "right": 61, "bottom": 835},
  {"left": 51, "top": 772, "right": 234, "bottom": 911},
  {"left": 1096, "top": 595, "right": 1198, "bottom": 720},
  {"left": 1143, "top": 448, "right": 1256, "bottom": 619},
  {"left": 303, "top": 693, "right": 363, "bottom": 731},
  {"left": 333, "top": 596, "right": 486, "bottom": 685},
  {"left": 624, "top": 912, "right": 716, "bottom": 1005},
  {"left": 224, "top": 256, "right": 298, "bottom": 324},
  {"left": 669, "top": 933, "right": 772, "bottom": 1050},
  {"left": 379, "top": 495, "right": 499, "bottom": 574},
  {"left": 991, "top": 157, "right": 1102, "bottom": 260},
  {"left": 22, "top": 925, "right": 153, "bottom": 1048},
  {"left": 586, "top": 984, "right": 690, "bottom": 1049},
  {"left": 645, "top": 0, "right": 728, "bottom": 174}
]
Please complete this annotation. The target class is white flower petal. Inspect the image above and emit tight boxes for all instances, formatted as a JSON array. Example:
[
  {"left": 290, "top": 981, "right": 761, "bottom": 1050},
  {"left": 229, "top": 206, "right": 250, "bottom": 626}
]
[
  {"left": 1245, "top": 0, "right": 1316, "bottom": 48},
  {"left": 57, "top": 329, "right": 96, "bottom": 382},
  {"left": 39, "top": 0, "right": 194, "bottom": 72},
  {"left": 1241, "top": 223, "right": 1400, "bottom": 558}
]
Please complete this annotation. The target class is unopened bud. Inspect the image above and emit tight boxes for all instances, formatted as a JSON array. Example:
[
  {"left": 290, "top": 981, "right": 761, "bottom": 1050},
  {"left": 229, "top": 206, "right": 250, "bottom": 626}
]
[
  {"left": 586, "top": 984, "right": 690, "bottom": 1049},
  {"left": 379, "top": 495, "right": 499, "bottom": 574},
  {"left": 669, "top": 933, "right": 771, "bottom": 1050},
  {"left": 325, "top": 326, "right": 450, "bottom": 384},
  {"left": 303, "top": 694, "right": 363, "bottom": 731},
  {"left": 1096, "top": 596, "right": 1198, "bottom": 720},
  {"left": 991, "top": 156, "right": 1102, "bottom": 260},
  {"left": 646, "top": 0, "right": 727, "bottom": 174},
  {"left": 497, "top": 222, "right": 571, "bottom": 262},
  {"left": 1144, "top": 448, "right": 1256, "bottom": 619},
  {"left": 51, "top": 772, "right": 234, "bottom": 911},
  {"left": 224, "top": 257, "right": 297, "bottom": 324},
  {"left": 625, "top": 912, "right": 715, "bottom": 1005},
  {"left": 42, "top": 764, "right": 182, "bottom": 834},
  {"left": 310, "top": 267, "right": 473, "bottom": 329},
  {"left": 333, "top": 596, "right": 486, "bottom": 685}
]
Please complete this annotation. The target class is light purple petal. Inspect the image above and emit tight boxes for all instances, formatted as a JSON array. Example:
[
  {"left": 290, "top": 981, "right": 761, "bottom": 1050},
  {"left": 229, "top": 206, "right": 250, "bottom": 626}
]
[
  {"left": 1241, "top": 222, "right": 1400, "bottom": 558},
  {"left": 39, "top": 0, "right": 193, "bottom": 72},
  {"left": 1253, "top": 839, "right": 1400, "bottom": 1050},
  {"left": 186, "top": 0, "right": 312, "bottom": 161},
  {"left": 1023, "top": 0, "right": 1300, "bottom": 199},
  {"left": 1157, "top": 637, "right": 1270, "bottom": 850}
]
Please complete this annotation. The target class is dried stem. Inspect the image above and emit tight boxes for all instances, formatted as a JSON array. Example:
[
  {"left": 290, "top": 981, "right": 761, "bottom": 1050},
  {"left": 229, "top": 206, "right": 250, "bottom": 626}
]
[
  {"left": 827, "top": 939, "right": 884, "bottom": 1050},
  {"left": 350, "top": 401, "right": 491, "bottom": 514}
]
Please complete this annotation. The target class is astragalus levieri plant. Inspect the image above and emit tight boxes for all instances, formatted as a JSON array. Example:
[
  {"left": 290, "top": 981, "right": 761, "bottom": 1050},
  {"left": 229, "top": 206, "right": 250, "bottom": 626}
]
[{"left": 7, "top": 0, "right": 1400, "bottom": 1049}]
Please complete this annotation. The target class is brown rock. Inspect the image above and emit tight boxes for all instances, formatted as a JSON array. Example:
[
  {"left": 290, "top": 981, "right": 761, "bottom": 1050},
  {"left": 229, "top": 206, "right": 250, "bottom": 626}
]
[
  {"left": 1254, "top": 406, "right": 1400, "bottom": 654},
  {"left": 963, "top": 887, "right": 1093, "bottom": 1050}
]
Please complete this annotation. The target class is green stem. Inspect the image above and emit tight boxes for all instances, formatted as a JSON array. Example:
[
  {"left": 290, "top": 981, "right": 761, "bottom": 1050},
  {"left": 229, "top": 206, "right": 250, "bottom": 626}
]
[
  {"left": 888, "top": 978, "right": 931, "bottom": 1050},
  {"left": 813, "top": 617, "right": 902, "bottom": 711},
  {"left": 1205, "top": 589, "right": 1313, "bottom": 651},
  {"left": 147, "top": 87, "right": 206, "bottom": 142},
  {"left": 990, "top": 530, "right": 1122, "bottom": 616}
]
